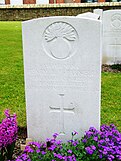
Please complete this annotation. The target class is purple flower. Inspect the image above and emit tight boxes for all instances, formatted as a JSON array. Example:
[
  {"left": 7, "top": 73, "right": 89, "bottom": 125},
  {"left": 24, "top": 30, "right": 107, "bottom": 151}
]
[
  {"left": 4, "top": 109, "right": 10, "bottom": 118},
  {"left": 93, "top": 136, "right": 98, "bottom": 141},
  {"left": 48, "top": 145, "right": 56, "bottom": 151},
  {"left": 16, "top": 153, "right": 30, "bottom": 161},
  {"left": 36, "top": 149, "right": 40, "bottom": 153},
  {"left": 90, "top": 145, "right": 96, "bottom": 151},
  {"left": 82, "top": 138, "right": 87, "bottom": 143},
  {"left": 41, "top": 151, "right": 46, "bottom": 155},
  {"left": 67, "top": 149, "right": 72, "bottom": 154},
  {"left": 85, "top": 147, "right": 94, "bottom": 155},
  {"left": 72, "top": 140, "right": 78, "bottom": 146},
  {"left": 24, "top": 146, "right": 34, "bottom": 153},
  {"left": 72, "top": 130, "right": 78, "bottom": 136},
  {"left": 53, "top": 132, "right": 59, "bottom": 139},
  {"left": 0, "top": 109, "right": 18, "bottom": 149}
]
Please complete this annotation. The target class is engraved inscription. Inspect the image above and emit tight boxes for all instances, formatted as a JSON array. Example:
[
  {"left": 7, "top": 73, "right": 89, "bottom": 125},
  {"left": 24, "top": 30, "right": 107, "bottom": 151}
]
[
  {"left": 109, "top": 38, "right": 121, "bottom": 63},
  {"left": 27, "top": 64, "right": 98, "bottom": 91},
  {"left": 49, "top": 94, "right": 75, "bottom": 133},
  {"left": 111, "top": 13, "right": 121, "bottom": 29},
  {"left": 43, "top": 22, "right": 78, "bottom": 60}
]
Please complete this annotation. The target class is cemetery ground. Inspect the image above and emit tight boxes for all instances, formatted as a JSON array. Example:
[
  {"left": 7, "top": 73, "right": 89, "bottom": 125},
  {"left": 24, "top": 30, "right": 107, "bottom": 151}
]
[{"left": 0, "top": 21, "right": 121, "bottom": 159}]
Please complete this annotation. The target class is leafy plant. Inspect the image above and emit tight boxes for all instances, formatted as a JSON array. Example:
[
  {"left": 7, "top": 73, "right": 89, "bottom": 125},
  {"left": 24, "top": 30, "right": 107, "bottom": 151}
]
[{"left": 111, "top": 64, "right": 121, "bottom": 71}]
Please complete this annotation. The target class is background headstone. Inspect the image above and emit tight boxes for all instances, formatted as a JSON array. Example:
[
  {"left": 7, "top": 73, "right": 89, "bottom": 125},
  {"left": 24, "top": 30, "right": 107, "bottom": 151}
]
[
  {"left": 103, "top": 10, "right": 121, "bottom": 64},
  {"left": 93, "top": 9, "right": 103, "bottom": 20},
  {"left": 77, "top": 12, "right": 100, "bottom": 20},
  {"left": 94, "top": 9, "right": 121, "bottom": 64},
  {"left": 22, "top": 16, "right": 101, "bottom": 142}
]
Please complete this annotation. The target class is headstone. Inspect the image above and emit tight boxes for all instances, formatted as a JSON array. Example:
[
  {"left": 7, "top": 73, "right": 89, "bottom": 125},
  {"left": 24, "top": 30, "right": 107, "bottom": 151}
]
[
  {"left": 36, "top": 0, "right": 49, "bottom": 4},
  {"left": 22, "top": 16, "right": 101, "bottom": 142},
  {"left": 77, "top": 12, "right": 100, "bottom": 20},
  {"left": 10, "top": 0, "right": 23, "bottom": 5},
  {"left": 94, "top": 9, "right": 121, "bottom": 64},
  {"left": 103, "top": 10, "right": 121, "bottom": 64},
  {"left": 93, "top": 9, "right": 103, "bottom": 20}
]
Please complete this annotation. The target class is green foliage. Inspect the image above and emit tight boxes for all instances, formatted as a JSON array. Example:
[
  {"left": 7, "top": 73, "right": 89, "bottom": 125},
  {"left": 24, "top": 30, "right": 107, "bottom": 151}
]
[
  {"left": 101, "top": 72, "right": 121, "bottom": 131},
  {"left": 0, "top": 21, "right": 26, "bottom": 127},
  {"left": 6, "top": 142, "right": 16, "bottom": 160},
  {"left": 0, "top": 142, "right": 16, "bottom": 161}
]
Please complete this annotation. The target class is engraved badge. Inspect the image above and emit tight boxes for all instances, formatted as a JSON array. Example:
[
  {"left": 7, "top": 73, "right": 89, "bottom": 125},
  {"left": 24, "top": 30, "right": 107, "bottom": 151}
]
[
  {"left": 111, "top": 13, "right": 121, "bottom": 29},
  {"left": 43, "top": 22, "right": 78, "bottom": 60}
]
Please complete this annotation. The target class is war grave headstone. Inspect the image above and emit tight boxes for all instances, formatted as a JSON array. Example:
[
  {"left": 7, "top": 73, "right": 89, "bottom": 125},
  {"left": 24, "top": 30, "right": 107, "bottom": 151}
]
[
  {"left": 22, "top": 15, "right": 102, "bottom": 142},
  {"left": 94, "top": 9, "right": 121, "bottom": 64},
  {"left": 77, "top": 12, "right": 100, "bottom": 20}
]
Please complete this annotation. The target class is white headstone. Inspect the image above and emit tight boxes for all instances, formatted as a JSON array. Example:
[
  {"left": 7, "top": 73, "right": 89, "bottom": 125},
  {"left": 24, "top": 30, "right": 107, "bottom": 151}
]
[
  {"left": 22, "top": 16, "right": 101, "bottom": 142},
  {"left": 77, "top": 12, "right": 100, "bottom": 20},
  {"left": 103, "top": 10, "right": 121, "bottom": 64},
  {"left": 93, "top": 9, "right": 103, "bottom": 20},
  {"left": 36, "top": 0, "right": 49, "bottom": 4},
  {"left": 10, "top": 0, "right": 23, "bottom": 5}
]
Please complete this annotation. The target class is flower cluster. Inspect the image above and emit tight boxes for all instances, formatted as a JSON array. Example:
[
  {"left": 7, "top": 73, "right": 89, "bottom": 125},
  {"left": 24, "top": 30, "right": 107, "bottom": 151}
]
[
  {"left": 82, "top": 124, "right": 121, "bottom": 161},
  {"left": 0, "top": 109, "right": 18, "bottom": 149},
  {"left": 16, "top": 124, "right": 121, "bottom": 161},
  {"left": 16, "top": 132, "right": 78, "bottom": 161}
]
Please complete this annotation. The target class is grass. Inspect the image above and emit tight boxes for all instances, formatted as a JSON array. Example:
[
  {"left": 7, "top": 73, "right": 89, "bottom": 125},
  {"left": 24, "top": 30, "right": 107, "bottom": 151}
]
[
  {"left": 0, "top": 21, "right": 26, "bottom": 127},
  {"left": 101, "top": 72, "right": 121, "bottom": 131},
  {"left": 0, "top": 21, "right": 121, "bottom": 131}
]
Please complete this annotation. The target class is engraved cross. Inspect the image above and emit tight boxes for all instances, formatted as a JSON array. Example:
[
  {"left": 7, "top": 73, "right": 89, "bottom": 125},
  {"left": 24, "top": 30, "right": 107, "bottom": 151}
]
[{"left": 49, "top": 94, "right": 75, "bottom": 133}]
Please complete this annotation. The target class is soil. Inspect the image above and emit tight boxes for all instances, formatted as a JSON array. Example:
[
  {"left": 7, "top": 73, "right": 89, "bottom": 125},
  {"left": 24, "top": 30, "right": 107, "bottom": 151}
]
[
  {"left": 12, "top": 127, "right": 27, "bottom": 160},
  {"left": 102, "top": 64, "right": 121, "bottom": 73}
]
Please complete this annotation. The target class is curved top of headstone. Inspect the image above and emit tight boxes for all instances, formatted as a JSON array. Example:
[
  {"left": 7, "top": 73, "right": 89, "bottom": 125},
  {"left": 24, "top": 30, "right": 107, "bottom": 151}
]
[
  {"left": 76, "top": 12, "right": 100, "bottom": 20},
  {"left": 22, "top": 15, "right": 101, "bottom": 25},
  {"left": 22, "top": 14, "right": 101, "bottom": 142},
  {"left": 103, "top": 10, "right": 121, "bottom": 31}
]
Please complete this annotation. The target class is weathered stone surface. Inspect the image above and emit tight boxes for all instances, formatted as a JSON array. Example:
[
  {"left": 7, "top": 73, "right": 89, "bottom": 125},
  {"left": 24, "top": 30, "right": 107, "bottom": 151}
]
[
  {"left": 103, "top": 10, "right": 121, "bottom": 64},
  {"left": 77, "top": 12, "right": 100, "bottom": 20},
  {"left": 93, "top": 9, "right": 103, "bottom": 20},
  {"left": 94, "top": 9, "right": 121, "bottom": 64},
  {"left": 22, "top": 16, "right": 101, "bottom": 141}
]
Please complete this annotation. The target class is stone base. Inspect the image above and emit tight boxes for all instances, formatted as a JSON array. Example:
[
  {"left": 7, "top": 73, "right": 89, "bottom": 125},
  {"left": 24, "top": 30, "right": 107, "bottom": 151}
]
[{"left": 20, "top": 138, "right": 33, "bottom": 151}]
